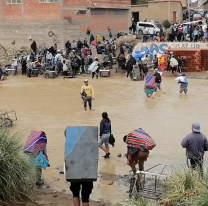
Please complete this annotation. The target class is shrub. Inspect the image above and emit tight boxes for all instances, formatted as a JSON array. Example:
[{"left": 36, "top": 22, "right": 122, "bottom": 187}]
[
  {"left": 162, "top": 20, "right": 171, "bottom": 29},
  {"left": 0, "top": 129, "right": 36, "bottom": 203},
  {"left": 161, "top": 168, "right": 208, "bottom": 206},
  {"left": 122, "top": 198, "right": 158, "bottom": 206},
  {"left": 123, "top": 167, "right": 208, "bottom": 206}
]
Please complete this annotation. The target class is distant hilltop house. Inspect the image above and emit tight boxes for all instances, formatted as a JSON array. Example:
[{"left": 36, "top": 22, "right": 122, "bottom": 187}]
[{"left": 131, "top": 0, "right": 186, "bottom": 23}]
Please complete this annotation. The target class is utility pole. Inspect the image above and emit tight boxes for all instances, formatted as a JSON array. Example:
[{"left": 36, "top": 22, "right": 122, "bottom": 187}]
[{"left": 188, "top": 0, "right": 190, "bottom": 21}]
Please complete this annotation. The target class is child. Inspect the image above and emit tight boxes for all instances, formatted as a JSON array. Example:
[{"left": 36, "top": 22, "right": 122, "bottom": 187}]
[
  {"left": 179, "top": 74, "right": 188, "bottom": 94},
  {"left": 153, "top": 70, "right": 162, "bottom": 91}
]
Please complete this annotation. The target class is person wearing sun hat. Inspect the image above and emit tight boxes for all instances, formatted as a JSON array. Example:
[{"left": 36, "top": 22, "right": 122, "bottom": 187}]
[
  {"left": 181, "top": 123, "right": 208, "bottom": 173},
  {"left": 80, "top": 79, "right": 95, "bottom": 111}
]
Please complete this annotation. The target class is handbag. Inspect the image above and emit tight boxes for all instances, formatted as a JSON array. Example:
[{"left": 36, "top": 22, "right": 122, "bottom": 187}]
[{"left": 109, "top": 134, "right": 115, "bottom": 147}]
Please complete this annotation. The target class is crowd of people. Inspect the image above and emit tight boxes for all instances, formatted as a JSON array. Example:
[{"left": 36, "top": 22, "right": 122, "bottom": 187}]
[
  {"left": 140, "top": 22, "right": 208, "bottom": 43},
  {"left": 130, "top": 19, "right": 208, "bottom": 43},
  {"left": 1, "top": 34, "right": 208, "bottom": 206},
  {"left": 168, "top": 23, "right": 208, "bottom": 42}
]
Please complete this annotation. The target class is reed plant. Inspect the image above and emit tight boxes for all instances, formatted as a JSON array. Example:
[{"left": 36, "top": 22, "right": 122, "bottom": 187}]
[
  {"left": 161, "top": 167, "right": 208, "bottom": 206},
  {"left": 125, "top": 166, "right": 208, "bottom": 206},
  {"left": 0, "top": 129, "right": 36, "bottom": 203}
]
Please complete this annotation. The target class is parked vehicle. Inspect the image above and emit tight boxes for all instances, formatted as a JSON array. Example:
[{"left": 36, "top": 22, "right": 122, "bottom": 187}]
[
  {"left": 197, "top": 9, "right": 204, "bottom": 16},
  {"left": 193, "top": 13, "right": 203, "bottom": 21},
  {"left": 136, "top": 22, "right": 160, "bottom": 36}
]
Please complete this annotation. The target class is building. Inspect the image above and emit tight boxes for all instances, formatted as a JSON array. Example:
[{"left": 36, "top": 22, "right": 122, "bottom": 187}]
[
  {"left": 0, "top": 0, "right": 131, "bottom": 48},
  {"left": 131, "top": 0, "right": 183, "bottom": 23},
  {"left": 202, "top": 0, "right": 208, "bottom": 9}
]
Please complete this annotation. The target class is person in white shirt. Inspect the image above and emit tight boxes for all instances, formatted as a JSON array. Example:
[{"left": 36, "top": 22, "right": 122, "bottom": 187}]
[
  {"left": 71, "top": 40, "right": 77, "bottom": 50},
  {"left": 149, "top": 27, "right": 155, "bottom": 40},
  {"left": 55, "top": 51, "right": 63, "bottom": 65},
  {"left": 13, "top": 58, "right": 18, "bottom": 71},
  {"left": 63, "top": 60, "right": 68, "bottom": 78},
  {"left": 46, "top": 51, "right": 52, "bottom": 61}
]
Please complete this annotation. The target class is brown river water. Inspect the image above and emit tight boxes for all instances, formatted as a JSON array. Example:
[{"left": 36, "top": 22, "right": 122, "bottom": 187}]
[{"left": 1, "top": 74, "right": 208, "bottom": 203}]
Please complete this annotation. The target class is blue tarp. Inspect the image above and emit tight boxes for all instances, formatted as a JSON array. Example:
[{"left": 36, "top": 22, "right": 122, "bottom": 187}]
[{"left": 132, "top": 51, "right": 154, "bottom": 61}]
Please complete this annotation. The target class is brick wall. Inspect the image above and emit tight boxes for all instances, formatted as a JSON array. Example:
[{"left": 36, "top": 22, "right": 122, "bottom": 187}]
[
  {"left": 201, "top": 50, "right": 208, "bottom": 71},
  {"left": 0, "top": 0, "right": 130, "bottom": 49},
  {"left": 0, "top": 0, "right": 62, "bottom": 22},
  {"left": 166, "top": 49, "right": 208, "bottom": 72}
]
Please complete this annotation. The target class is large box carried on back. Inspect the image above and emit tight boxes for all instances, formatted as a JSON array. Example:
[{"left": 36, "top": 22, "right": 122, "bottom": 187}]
[{"left": 64, "top": 126, "right": 98, "bottom": 182}]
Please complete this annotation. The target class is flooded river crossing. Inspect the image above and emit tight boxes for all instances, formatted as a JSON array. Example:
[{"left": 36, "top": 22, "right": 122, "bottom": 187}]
[{"left": 1, "top": 74, "right": 208, "bottom": 203}]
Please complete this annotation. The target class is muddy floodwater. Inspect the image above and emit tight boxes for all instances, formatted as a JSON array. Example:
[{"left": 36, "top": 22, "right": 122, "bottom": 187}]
[{"left": 1, "top": 74, "right": 208, "bottom": 203}]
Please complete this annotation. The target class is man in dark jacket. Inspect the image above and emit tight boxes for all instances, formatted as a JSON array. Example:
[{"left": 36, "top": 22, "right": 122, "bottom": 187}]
[
  {"left": 77, "top": 39, "right": 83, "bottom": 54},
  {"left": 0, "top": 66, "right": 2, "bottom": 81},
  {"left": 181, "top": 123, "right": 208, "bottom": 173},
  {"left": 31, "top": 41, "right": 37, "bottom": 56},
  {"left": 153, "top": 55, "right": 158, "bottom": 70},
  {"left": 126, "top": 55, "right": 136, "bottom": 78},
  {"left": 21, "top": 58, "right": 27, "bottom": 75}
]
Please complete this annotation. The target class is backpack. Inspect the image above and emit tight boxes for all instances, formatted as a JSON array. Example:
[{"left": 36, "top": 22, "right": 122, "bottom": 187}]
[
  {"left": 126, "top": 128, "right": 156, "bottom": 151},
  {"left": 145, "top": 76, "right": 155, "bottom": 89}
]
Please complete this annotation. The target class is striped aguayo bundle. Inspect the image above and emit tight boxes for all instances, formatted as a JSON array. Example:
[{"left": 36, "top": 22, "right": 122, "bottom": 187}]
[
  {"left": 24, "top": 131, "right": 47, "bottom": 157},
  {"left": 126, "top": 128, "right": 156, "bottom": 151},
  {"left": 145, "top": 76, "right": 156, "bottom": 89}
]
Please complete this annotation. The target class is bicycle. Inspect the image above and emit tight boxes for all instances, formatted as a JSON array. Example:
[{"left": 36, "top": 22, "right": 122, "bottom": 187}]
[{"left": 128, "top": 164, "right": 176, "bottom": 200}]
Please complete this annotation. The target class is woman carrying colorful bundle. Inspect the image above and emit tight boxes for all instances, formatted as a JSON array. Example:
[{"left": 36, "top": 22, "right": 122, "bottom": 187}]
[{"left": 144, "top": 76, "right": 156, "bottom": 98}]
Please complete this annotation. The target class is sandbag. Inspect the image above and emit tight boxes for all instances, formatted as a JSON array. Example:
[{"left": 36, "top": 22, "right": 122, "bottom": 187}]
[
  {"left": 170, "top": 57, "right": 178, "bottom": 67},
  {"left": 64, "top": 126, "right": 98, "bottom": 182},
  {"left": 175, "top": 76, "right": 186, "bottom": 83}
]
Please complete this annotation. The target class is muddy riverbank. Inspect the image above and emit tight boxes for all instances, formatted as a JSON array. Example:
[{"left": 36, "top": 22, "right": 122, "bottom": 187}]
[{"left": 1, "top": 71, "right": 208, "bottom": 204}]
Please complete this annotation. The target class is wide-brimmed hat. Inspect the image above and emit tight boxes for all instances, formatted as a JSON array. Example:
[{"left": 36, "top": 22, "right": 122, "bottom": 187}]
[
  {"left": 84, "top": 79, "right": 88, "bottom": 82},
  {"left": 192, "top": 122, "right": 200, "bottom": 133}
]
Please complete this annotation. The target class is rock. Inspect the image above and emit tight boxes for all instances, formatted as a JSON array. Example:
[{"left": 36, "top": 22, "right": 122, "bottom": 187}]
[
  {"left": 62, "top": 189, "right": 66, "bottom": 192},
  {"left": 59, "top": 171, "right": 64, "bottom": 174},
  {"left": 108, "top": 181, "right": 113, "bottom": 185},
  {"left": 117, "top": 153, "right": 122, "bottom": 157},
  {"left": 53, "top": 191, "right": 57, "bottom": 194},
  {"left": 53, "top": 194, "right": 58, "bottom": 197},
  {"left": 46, "top": 185, "right": 50, "bottom": 188},
  {"left": 98, "top": 174, "right": 102, "bottom": 178}
]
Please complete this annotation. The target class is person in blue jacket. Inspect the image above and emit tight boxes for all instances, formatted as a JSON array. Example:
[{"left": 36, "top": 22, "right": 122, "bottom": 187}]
[{"left": 99, "top": 112, "right": 111, "bottom": 159}]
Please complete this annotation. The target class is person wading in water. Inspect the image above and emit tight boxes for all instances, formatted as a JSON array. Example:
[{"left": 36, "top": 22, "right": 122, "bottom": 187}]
[
  {"left": 80, "top": 79, "right": 94, "bottom": 111},
  {"left": 99, "top": 112, "right": 111, "bottom": 159}
]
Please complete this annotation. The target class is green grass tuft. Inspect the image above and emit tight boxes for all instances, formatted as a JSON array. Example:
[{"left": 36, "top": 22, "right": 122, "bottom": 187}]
[{"left": 0, "top": 129, "right": 36, "bottom": 203}]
